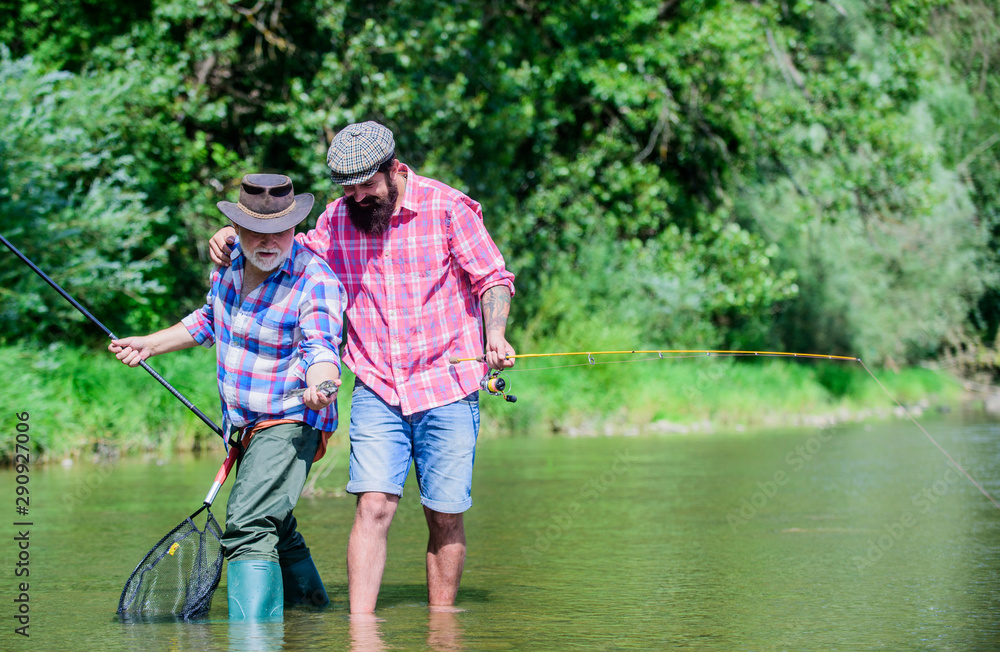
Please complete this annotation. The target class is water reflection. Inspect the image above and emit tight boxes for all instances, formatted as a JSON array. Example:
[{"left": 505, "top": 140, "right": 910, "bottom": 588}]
[
  {"left": 349, "top": 613, "right": 386, "bottom": 652},
  {"left": 118, "top": 620, "right": 220, "bottom": 650},
  {"left": 427, "top": 606, "right": 465, "bottom": 651},
  {"left": 228, "top": 621, "right": 286, "bottom": 651},
  {"left": 346, "top": 607, "right": 465, "bottom": 652}
]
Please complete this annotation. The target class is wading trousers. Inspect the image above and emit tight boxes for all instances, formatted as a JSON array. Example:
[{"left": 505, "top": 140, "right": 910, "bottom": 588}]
[{"left": 223, "top": 421, "right": 320, "bottom": 568}]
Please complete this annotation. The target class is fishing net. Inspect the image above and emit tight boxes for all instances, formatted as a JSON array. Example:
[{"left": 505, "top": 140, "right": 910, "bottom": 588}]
[{"left": 117, "top": 510, "right": 225, "bottom": 621}]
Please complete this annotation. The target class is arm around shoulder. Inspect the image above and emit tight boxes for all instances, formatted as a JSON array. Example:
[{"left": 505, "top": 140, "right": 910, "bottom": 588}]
[{"left": 208, "top": 225, "right": 237, "bottom": 267}]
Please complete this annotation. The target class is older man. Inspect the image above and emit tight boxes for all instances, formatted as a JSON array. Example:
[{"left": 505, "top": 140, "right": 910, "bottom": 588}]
[
  {"left": 209, "top": 122, "right": 516, "bottom": 613},
  {"left": 112, "top": 174, "right": 347, "bottom": 621}
]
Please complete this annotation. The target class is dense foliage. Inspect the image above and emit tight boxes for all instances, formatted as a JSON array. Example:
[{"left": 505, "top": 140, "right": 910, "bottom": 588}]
[{"left": 1, "top": 0, "right": 997, "bottom": 368}]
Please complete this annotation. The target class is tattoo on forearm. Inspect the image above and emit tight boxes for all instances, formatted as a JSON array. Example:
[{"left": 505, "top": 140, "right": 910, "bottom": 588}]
[{"left": 482, "top": 286, "right": 511, "bottom": 336}]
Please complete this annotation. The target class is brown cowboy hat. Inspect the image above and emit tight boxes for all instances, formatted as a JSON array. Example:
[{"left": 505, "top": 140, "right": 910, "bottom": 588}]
[{"left": 217, "top": 174, "right": 314, "bottom": 233}]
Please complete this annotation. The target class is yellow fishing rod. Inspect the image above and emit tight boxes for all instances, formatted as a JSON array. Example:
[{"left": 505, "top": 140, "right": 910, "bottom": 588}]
[
  {"left": 449, "top": 349, "right": 860, "bottom": 364},
  {"left": 453, "top": 349, "right": 860, "bottom": 405},
  {"left": 451, "top": 347, "right": 1000, "bottom": 512}
]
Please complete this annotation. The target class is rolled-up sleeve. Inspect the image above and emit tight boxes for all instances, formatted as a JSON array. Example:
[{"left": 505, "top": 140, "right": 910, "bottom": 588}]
[
  {"left": 448, "top": 199, "right": 515, "bottom": 298},
  {"left": 181, "top": 268, "right": 220, "bottom": 347},
  {"left": 293, "top": 274, "right": 346, "bottom": 380}
]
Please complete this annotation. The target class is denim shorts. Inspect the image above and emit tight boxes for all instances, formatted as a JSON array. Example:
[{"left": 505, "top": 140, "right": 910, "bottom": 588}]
[{"left": 346, "top": 382, "right": 480, "bottom": 513}]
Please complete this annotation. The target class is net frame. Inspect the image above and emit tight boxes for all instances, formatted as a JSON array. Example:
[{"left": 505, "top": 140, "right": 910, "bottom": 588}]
[{"left": 117, "top": 507, "right": 225, "bottom": 621}]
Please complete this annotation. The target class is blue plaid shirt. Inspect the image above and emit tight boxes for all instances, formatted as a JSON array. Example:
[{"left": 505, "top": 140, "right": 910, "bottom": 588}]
[{"left": 182, "top": 240, "right": 346, "bottom": 433}]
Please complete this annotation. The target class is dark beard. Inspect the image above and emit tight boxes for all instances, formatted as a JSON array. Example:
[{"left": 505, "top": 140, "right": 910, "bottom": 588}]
[{"left": 345, "top": 180, "right": 398, "bottom": 236}]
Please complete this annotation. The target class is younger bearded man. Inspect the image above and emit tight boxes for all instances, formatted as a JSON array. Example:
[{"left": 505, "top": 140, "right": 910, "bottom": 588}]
[{"left": 111, "top": 174, "right": 347, "bottom": 621}]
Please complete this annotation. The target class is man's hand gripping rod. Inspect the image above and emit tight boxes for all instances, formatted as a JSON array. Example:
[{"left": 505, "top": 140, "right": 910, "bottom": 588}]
[{"left": 449, "top": 354, "right": 517, "bottom": 403}]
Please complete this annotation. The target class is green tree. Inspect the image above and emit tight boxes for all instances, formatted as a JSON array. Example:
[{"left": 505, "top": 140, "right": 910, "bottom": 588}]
[
  {"left": 1, "top": 0, "right": 996, "bottom": 368},
  {"left": 0, "top": 47, "right": 171, "bottom": 343}
]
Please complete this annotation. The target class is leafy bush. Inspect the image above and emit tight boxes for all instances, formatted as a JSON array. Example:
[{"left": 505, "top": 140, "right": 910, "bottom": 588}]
[
  {"left": 0, "top": 47, "right": 173, "bottom": 344},
  {"left": 2, "top": 0, "right": 999, "bottom": 369}
]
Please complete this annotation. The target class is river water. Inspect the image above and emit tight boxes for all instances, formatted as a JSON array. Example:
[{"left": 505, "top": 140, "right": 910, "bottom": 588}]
[{"left": 1, "top": 414, "right": 999, "bottom": 650}]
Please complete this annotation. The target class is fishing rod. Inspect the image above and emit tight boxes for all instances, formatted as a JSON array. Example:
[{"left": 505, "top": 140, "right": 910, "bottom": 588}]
[
  {"left": 452, "top": 350, "right": 861, "bottom": 402},
  {"left": 1, "top": 233, "right": 227, "bottom": 449},
  {"left": 452, "top": 347, "right": 1000, "bottom": 512},
  {"left": 450, "top": 349, "right": 861, "bottom": 364}
]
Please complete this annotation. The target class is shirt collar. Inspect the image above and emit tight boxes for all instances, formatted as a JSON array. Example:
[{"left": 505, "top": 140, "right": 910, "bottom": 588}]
[
  {"left": 230, "top": 242, "right": 244, "bottom": 269},
  {"left": 397, "top": 162, "right": 418, "bottom": 215},
  {"left": 276, "top": 240, "right": 298, "bottom": 278}
]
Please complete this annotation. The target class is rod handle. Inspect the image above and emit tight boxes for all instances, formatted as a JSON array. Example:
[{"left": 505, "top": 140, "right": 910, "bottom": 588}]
[
  {"left": 203, "top": 446, "right": 240, "bottom": 507},
  {"left": 450, "top": 355, "right": 485, "bottom": 364}
]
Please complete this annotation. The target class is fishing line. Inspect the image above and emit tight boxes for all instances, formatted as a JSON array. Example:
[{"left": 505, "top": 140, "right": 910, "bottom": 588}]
[
  {"left": 453, "top": 349, "right": 1000, "bottom": 511},
  {"left": 857, "top": 359, "right": 1000, "bottom": 511}
]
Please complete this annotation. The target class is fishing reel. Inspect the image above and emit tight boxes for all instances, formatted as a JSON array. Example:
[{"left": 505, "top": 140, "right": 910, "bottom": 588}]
[{"left": 481, "top": 369, "right": 517, "bottom": 403}]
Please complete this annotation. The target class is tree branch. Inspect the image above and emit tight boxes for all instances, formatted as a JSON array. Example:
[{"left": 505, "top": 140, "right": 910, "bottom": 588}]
[{"left": 230, "top": 1, "right": 296, "bottom": 54}]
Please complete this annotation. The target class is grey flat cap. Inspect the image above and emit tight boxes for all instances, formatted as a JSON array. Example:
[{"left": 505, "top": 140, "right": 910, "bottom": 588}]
[{"left": 327, "top": 121, "right": 396, "bottom": 185}]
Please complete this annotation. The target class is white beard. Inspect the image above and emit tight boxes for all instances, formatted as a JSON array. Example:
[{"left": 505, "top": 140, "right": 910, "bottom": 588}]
[{"left": 245, "top": 247, "right": 289, "bottom": 272}]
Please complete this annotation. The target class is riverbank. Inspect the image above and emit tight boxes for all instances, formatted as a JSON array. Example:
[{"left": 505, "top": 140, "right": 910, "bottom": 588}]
[
  {"left": 0, "top": 344, "right": 974, "bottom": 462},
  {"left": 478, "top": 350, "right": 970, "bottom": 437}
]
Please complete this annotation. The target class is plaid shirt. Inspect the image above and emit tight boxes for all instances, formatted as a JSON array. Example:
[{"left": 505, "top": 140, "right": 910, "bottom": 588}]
[
  {"left": 182, "top": 240, "right": 346, "bottom": 433},
  {"left": 299, "top": 163, "right": 515, "bottom": 415}
]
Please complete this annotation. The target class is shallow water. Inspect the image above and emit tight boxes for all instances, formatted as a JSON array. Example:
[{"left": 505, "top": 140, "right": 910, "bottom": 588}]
[{"left": 2, "top": 414, "right": 999, "bottom": 650}]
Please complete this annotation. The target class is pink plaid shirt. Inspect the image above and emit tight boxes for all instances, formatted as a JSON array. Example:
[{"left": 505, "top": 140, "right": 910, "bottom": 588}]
[{"left": 298, "top": 164, "right": 515, "bottom": 414}]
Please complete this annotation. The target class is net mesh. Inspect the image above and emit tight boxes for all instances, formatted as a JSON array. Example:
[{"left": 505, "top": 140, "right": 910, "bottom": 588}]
[{"left": 117, "top": 510, "right": 225, "bottom": 621}]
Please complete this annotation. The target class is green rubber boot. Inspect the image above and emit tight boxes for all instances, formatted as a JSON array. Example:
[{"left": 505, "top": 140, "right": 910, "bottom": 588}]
[
  {"left": 227, "top": 559, "right": 284, "bottom": 621},
  {"left": 281, "top": 556, "right": 330, "bottom": 607}
]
